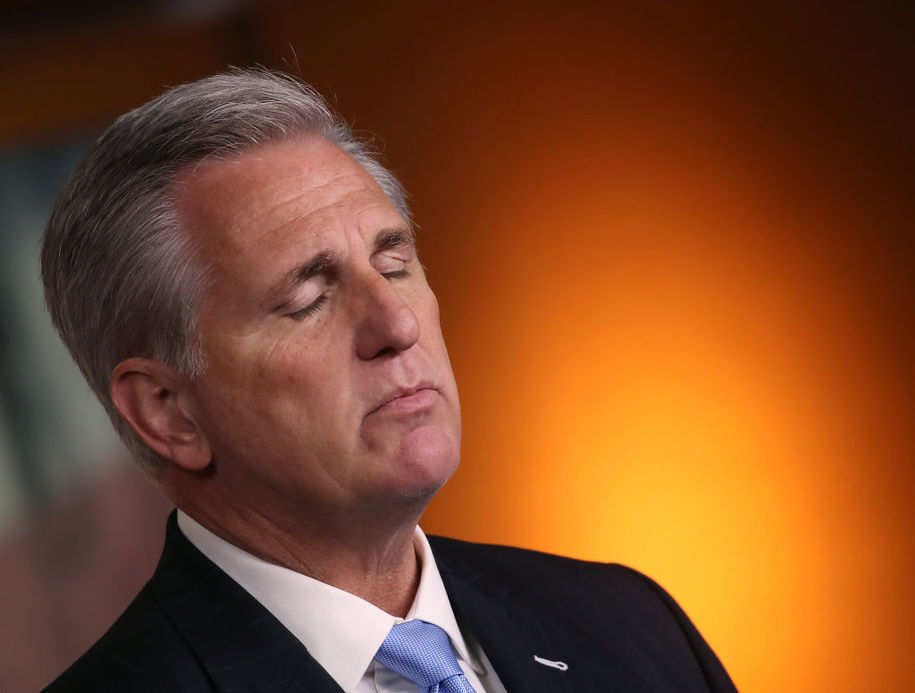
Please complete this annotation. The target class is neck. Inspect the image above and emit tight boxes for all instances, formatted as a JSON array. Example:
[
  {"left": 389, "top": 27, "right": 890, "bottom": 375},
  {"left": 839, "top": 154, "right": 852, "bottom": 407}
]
[{"left": 172, "top": 485, "right": 427, "bottom": 617}]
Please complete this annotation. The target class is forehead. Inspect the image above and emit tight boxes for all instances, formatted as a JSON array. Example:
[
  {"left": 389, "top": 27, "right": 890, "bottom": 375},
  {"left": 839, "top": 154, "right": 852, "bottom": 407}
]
[{"left": 172, "top": 137, "right": 403, "bottom": 279}]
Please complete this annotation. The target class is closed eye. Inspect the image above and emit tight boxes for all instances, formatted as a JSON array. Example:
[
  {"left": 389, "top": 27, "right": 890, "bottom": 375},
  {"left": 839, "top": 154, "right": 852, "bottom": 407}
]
[
  {"left": 285, "top": 265, "right": 407, "bottom": 320},
  {"left": 381, "top": 269, "right": 410, "bottom": 280},
  {"left": 287, "top": 294, "right": 328, "bottom": 321}
]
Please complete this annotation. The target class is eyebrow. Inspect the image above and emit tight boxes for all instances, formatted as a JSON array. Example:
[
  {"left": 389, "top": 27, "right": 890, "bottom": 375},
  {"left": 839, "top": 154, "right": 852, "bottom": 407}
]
[
  {"left": 293, "top": 251, "right": 334, "bottom": 285},
  {"left": 270, "top": 227, "right": 415, "bottom": 306},
  {"left": 373, "top": 227, "right": 415, "bottom": 253}
]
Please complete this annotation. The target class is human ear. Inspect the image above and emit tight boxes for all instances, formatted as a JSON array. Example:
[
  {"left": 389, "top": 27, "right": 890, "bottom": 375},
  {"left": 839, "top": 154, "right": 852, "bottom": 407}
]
[{"left": 110, "top": 358, "right": 212, "bottom": 471}]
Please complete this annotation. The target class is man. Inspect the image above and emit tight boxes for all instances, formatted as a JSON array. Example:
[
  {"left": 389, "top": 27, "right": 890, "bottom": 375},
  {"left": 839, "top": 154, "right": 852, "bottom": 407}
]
[{"left": 41, "top": 69, "right": 737, "bottom": 692}]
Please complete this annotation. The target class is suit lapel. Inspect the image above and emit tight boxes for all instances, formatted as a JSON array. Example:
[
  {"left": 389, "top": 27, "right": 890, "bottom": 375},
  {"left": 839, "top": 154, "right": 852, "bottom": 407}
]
[{"left": 148, "top": 514, "right": 343, "bottom": 693}]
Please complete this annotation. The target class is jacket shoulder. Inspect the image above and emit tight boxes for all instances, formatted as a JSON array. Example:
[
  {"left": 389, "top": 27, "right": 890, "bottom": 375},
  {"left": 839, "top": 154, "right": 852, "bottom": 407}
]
[
  {"left": 43, "top": 586, "right": 212, "bottom": 692},
  {"left": 427, "top": 534, "right": 685, "bottom": 628},
  {"left": 428, "top": 535, "right": 738, "bottom": 692},
  {"left": 427, "top": 534, "right": 650, "bottom": 589}
]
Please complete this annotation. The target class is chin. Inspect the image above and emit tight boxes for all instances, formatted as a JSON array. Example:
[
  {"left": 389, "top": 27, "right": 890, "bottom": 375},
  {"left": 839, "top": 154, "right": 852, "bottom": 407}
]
[
  {"left": 388, "top": 478, "right": 451, "bottom": 506},
  {"left": 393, "top": 424, "right": 461, "bottom": 497}
]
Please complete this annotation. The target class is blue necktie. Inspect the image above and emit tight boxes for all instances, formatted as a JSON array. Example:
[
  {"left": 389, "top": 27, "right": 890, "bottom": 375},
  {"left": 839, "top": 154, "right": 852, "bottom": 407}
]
[{"left": 375, "top": 620, "right": 477, "bottom": 693}]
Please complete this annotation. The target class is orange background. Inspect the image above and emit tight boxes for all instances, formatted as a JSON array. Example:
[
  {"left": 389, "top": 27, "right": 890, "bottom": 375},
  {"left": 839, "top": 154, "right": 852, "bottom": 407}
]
[{"left": 1, "top": 2, "right": 913, "bottom": 691}]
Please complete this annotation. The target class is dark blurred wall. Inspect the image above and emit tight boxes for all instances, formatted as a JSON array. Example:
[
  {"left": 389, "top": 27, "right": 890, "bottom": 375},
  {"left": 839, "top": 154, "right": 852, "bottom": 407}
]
[{"left": 0, "top": 2, "right": 912, "bottom": 691}]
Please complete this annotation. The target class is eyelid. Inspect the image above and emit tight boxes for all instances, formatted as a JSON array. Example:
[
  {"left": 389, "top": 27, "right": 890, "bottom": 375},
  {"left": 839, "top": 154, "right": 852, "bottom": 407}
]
[{"left": 372, "top": 249, "right": 411, "bottom": 271}]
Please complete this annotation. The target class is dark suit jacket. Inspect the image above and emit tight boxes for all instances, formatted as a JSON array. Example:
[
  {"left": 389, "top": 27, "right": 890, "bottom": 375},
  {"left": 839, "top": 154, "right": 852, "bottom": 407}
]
[{"left": 45, "top": 514, "right": 737, "bottom": 692}]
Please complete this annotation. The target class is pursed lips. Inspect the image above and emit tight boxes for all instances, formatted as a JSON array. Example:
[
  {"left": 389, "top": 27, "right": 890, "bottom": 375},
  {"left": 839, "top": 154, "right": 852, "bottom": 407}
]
[{"left": 365, "top": 383, "right": 437, "bottom": 419}]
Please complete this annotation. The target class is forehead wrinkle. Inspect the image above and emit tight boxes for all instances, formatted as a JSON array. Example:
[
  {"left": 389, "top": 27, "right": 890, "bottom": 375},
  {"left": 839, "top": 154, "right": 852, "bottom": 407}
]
[{"left": 240, "top": 170, "right": 375, "bottom": 233}]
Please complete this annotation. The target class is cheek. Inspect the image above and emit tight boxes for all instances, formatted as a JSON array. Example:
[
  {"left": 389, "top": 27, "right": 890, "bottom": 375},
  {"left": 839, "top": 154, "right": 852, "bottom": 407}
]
[
  {"left": 420, "top": 299, "right": 453, "bottom": 367},
  {"left": 257, "top": 339, "right": 357, "bottom": 421},
  {"left": 243, "top": 325, "right": 333, "bottom": 381},
  {"left": 413, "top": 287, "right": 444, "bottom": 338},
  {"left": 197, "top": 337, "right": 315, "bottom": 425}
]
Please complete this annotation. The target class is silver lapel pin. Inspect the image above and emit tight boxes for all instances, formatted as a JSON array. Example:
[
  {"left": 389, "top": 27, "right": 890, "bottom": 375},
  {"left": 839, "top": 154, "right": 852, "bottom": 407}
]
[{"left": 533, "top": 655, "right": 569, "bottom": 671}]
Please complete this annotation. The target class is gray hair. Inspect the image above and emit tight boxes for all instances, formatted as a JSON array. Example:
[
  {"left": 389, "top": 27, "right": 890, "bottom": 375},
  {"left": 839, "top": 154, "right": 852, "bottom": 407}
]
[{"left": 41, "top": 68, "right": 411, "bottom": 476}]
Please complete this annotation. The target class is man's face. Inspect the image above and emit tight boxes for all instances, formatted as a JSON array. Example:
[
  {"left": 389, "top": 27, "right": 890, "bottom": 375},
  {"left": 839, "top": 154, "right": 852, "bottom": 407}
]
[{"left": 173, "top": 137, "right": 461, "bottom": 519}]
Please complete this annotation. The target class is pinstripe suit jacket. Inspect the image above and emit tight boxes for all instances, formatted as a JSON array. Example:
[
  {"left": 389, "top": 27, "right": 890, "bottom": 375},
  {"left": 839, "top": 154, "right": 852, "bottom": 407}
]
[{"left": 45, "top": 514, "right": 737, "bottom": 692}]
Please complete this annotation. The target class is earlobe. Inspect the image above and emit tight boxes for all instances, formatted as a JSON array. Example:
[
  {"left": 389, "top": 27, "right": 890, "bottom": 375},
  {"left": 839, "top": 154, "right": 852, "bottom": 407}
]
[{"left": 110, "top": 358, "right": 212, "bottom": 471}]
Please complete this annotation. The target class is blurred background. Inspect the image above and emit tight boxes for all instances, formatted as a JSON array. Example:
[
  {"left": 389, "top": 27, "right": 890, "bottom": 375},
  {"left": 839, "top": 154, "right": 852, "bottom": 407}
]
[{"left": 0, "top": 1, "right": 912, "bottom": 690}]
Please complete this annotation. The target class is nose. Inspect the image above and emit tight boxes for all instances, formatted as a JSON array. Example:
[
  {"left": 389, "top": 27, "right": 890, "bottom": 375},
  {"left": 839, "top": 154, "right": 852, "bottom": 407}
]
[{"left": 354, "top": 272, "right": 421, "bottom": 360}]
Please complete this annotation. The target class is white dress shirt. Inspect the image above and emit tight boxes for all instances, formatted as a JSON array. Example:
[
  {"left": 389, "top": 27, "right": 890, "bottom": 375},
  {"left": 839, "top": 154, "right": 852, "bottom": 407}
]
[{"left": 177, "top": 512, "right": 506, "bottom": 693}]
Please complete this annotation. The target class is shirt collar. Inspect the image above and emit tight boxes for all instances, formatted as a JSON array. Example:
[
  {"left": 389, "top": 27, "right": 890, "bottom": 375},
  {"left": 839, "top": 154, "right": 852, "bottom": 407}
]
[
  {"left": 405, "top": 528, "right": 481, "bottom": 673},
  {"left": 176, "top": 511, "right": 483, "bottom": 693}
]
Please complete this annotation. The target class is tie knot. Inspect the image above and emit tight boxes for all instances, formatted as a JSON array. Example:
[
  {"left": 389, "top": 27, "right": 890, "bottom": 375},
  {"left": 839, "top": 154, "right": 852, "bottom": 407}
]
[{"left": 375, "top": 620, "right": 474, "bottom": 692}]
